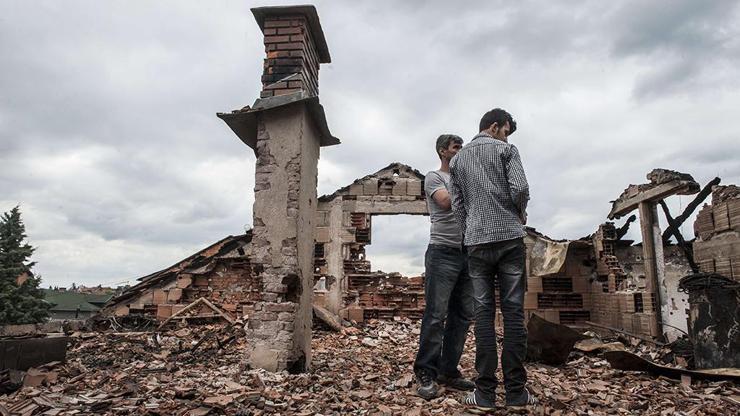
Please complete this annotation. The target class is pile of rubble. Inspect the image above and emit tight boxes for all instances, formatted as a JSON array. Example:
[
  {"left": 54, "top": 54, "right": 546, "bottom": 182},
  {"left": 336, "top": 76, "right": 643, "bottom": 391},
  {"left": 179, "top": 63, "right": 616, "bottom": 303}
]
[{"left": 2, "top": 320, "right": 738, "bottom": 415}]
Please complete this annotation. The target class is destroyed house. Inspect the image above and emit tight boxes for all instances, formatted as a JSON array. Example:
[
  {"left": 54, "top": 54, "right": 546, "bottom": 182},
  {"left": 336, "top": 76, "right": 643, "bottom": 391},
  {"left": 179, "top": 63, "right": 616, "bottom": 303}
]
[
  {"left": 101, "top": 164, "right": 704, "bottom": 345},
  {"left": 102, "top": 233, "right": 256, "bottom": 321},
  {"left": 309, "top": 167, "right": 701, "bottom": 341}
]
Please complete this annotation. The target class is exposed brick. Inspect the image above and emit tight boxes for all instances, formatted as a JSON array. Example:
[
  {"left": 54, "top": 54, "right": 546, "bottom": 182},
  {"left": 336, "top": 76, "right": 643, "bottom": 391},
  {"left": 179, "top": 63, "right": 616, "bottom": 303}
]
[
  {"left": 264, "top": 81, "right": 288, "bottom": 90},
  {"left": 276, "top": 42, "right": 304, "bottom": 50},
  {"left": 267, "top": 58, "right": 303, "bottom": 66},
  {"left": 278, "top": 312, "right": 294, "bottom": 322},
  {"left": 260, "top": 312, "right": 278, "bottom": 321},
  {"left": 266, "top": 51, "right": 290, "bottom": 59},
  {"left": 264, "top": 35, "right": 291, "bottom": 43},
  {"left": 267, "top": 65, "right": 303, "bottom": 74},
  {"left": 272, "top": 88, "right": 301, "bottom": 96},
  {"left": 266, "top": 302, "right": 296, "bottom": 312},
  {"left": 265, "top": 282, "right": 288, "bottom": 293},
  {"left": 277, "top": 27, "right": 302, "bottom": 35}
]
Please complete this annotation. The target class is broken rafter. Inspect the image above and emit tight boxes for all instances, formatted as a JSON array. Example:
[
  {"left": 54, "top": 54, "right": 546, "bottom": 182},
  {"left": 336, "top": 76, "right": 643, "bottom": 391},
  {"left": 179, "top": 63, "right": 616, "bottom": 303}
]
[
  {"left": 608, "top": 180, "right": 699, "bottom": 219},
  {"left": 313, "top": 305, "right": 345, "bottom": 332},
  {"left": 615, "top": 214, "right": 637, "bottom": 240},
  {"left": 157, "top": 297, "right": 235, "bottom": 330},
  {"left": 661, "top": 177, "right": 720, "bottom": 244}
]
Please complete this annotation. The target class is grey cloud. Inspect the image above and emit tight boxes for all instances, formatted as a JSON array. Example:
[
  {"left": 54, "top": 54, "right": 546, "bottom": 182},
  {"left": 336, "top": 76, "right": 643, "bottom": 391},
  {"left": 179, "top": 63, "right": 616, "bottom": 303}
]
[
  {"left": 610, "top": 0, "right": 735, "bottom": 57},
  {"left": 2, "top": 0, "right": 739, "bottom": 287},
  {"left": 609, "top": 0, "right": 740, "bottom": 98}
]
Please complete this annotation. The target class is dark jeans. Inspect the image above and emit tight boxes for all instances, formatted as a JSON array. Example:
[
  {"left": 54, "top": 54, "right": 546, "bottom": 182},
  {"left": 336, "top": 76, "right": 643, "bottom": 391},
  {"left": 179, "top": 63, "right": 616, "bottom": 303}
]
[
  {"left": 468, "top": 237, "right": 527, "bottom": 402},
  {"left": 414, "top": 244, "right": 474, "bottom": 379}
]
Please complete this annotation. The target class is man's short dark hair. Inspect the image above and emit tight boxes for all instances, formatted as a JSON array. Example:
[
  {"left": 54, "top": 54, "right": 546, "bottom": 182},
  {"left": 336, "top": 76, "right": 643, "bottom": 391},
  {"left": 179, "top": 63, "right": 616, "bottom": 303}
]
[
  {"left": 479, "top": 108, "right": 517, "bottom": 135},
  {"left": 435, "top": 134, "right": 463, "bottom": 158}
]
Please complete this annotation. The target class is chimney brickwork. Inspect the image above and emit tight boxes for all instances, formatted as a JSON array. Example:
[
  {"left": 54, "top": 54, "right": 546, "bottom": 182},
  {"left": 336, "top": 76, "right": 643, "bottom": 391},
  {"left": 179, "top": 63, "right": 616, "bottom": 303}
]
[{"left": 260, "top": 15, "right": 321, "bottom": 98}]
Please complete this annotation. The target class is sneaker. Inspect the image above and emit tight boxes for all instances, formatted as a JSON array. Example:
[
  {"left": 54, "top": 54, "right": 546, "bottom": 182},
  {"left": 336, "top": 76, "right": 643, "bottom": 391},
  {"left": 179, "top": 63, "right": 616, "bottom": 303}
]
[
  {"left": 462, "top": 389, "right": 495, "bottom": 412},
  {"left": 415, "top": 371, "right": 439, "bottom": 400},
  {"left": 506, "top": 387, "right": 539, "bottom": 408},
  {"left": 438, "top": 374, "right": 475, "bottom": 391}
]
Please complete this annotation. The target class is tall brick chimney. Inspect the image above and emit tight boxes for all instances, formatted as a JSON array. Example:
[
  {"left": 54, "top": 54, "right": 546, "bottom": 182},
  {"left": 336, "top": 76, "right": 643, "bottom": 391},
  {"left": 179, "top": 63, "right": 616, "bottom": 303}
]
[
  {"left": 217, "top": 5, "right": 339, "bottom": 373},
  {"left": 253, "top": 5, "right": 331, "bottom": 99}
]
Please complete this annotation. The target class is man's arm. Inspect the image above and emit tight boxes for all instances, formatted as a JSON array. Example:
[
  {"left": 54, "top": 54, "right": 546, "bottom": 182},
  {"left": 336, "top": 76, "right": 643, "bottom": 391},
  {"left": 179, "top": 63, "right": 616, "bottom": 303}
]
[
  {"left": 449, "top": 163, "right": 467, "bottom": 236},
  {"left": 431, "top": 188, "right": 451, "bottom": 210},
  {"left": 506, "top": 145, "right": 530, "bottom": 224},
  {"left": 425, "top": 172, "right": 451, "bottom": 210}
]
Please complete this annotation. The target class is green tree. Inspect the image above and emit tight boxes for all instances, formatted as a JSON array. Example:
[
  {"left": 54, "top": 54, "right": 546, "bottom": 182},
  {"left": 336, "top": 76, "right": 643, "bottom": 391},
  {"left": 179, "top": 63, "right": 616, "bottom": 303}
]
[{"left": 0, "top": 206, "right": 50, "bottom": 324}]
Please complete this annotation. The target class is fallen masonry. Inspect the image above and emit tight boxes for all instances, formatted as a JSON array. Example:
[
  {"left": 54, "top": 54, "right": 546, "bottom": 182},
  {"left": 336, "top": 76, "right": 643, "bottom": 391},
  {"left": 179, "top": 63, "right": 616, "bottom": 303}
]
[{"left": 1, "top": 320, "right": 738, "bottom": 415}]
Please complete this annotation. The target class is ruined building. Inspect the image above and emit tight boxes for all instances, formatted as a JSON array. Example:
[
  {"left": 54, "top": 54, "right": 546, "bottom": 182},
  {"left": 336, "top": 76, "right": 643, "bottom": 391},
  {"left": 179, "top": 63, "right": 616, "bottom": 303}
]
[
  {"left": 104, "top": 166, "right": 711, "bottom": 350},
  {"left": 99, "top": 7, "right": 730, "bottom": 371},
  {"left": 311, "top": 168, "right": 704, "bottom": 342}
]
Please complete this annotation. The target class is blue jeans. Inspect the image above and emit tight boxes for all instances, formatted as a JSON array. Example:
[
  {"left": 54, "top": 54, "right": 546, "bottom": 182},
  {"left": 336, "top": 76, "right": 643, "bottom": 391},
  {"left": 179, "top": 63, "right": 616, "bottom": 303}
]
[
  {"left": 414, "top": 244, "right": 474, "bottom": 379},
  {"left": 468, "top": 238, "right": 527, "bottom": 402}
]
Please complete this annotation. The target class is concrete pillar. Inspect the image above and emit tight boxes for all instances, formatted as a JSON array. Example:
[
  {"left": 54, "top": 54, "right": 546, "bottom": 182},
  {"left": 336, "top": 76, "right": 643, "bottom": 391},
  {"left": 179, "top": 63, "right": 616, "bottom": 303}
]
[
  {"left": 638, "top": 202, "right": 666, "bottom": 339},
  {"left": 245, "top": 103, "right": 320, "bottom": 372},
  {"left": 324, "top": 199, "right": 345, "bottom": 314}
]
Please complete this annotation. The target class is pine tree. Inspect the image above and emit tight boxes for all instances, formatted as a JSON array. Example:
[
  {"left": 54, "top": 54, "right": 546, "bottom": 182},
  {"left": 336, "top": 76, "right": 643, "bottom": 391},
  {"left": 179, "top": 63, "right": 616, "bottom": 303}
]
[{"left": 0, "top": 206, "right": 50, "bottom": 324}]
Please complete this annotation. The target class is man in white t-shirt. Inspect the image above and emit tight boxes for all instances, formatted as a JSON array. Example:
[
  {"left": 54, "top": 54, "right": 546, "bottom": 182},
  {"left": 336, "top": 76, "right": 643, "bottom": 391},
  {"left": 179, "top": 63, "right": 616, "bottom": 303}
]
[{"left": 413, "top": 134, "right": 475, "bottom": 399}]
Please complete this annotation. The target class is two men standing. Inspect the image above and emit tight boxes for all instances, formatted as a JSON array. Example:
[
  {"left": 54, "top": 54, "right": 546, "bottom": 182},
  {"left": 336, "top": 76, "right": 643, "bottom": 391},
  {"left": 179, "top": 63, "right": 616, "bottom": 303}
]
[{"left": 414, "top": 108, "right": 537, "bottom": 409}]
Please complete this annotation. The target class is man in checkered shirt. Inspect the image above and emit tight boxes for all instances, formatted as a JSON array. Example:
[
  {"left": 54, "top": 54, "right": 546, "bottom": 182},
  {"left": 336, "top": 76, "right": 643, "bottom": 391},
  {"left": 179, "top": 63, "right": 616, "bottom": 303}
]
[{"left": 450, "top": 108, "right": 538, "bottom": 410}]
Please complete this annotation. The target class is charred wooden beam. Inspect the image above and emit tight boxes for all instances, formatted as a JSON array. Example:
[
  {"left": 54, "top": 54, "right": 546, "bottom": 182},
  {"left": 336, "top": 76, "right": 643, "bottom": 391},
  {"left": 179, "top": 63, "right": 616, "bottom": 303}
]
[
  {"left": 658, "top": 200, "right": 699, "bottom": 273},
  {"left": 661, "top": 177, "right": 720, "bottom": 244},
  {"left": 609, "top": 180, "right": 698, "bottom": 219},
  {"left": 616, "top": 214, "right": 637, "bottom": 240}
]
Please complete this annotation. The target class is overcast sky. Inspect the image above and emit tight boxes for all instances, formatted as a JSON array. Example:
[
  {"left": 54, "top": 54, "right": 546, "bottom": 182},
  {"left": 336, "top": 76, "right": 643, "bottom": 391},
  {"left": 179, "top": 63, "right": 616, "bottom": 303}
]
[{"left": 1, "top": 0, "right": 739, "bottom": 288}]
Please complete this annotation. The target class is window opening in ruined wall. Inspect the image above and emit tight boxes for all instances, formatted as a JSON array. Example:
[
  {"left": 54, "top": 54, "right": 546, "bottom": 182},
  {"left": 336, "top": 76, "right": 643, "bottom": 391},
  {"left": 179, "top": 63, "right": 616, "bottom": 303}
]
[{"left": 363, "top": 215, "right": 426, "bottom": 277}]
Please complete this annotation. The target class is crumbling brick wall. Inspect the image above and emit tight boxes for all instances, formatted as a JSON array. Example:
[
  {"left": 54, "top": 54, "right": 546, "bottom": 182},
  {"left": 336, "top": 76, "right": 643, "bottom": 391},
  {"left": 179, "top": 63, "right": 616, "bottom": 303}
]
[
  {"left": 522, "top": 234, "right": 593, "bottom": 327},
  {"left": 313, "top": 163, "right": 428, "bottom": 318},
  {"left": 585, "top": 222, "right": 695, "bottom": 338},
  {"left": 103, "top": 234, "right": 259, "bottom": 322},
  {"left": 694, "top": 185, "right": 740, "bottom": 280}
]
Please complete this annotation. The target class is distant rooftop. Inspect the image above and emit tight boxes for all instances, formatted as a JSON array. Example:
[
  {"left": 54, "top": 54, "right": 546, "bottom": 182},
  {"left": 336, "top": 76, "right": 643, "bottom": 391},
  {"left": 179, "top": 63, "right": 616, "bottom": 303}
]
[{"left": 43, "top": 289, "right": 113, "bottom": 312}]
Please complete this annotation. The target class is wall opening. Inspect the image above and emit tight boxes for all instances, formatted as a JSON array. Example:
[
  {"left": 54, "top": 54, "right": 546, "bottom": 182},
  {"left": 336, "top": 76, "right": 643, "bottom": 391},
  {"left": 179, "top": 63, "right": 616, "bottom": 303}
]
[{"left": 363, "top": 215, "right": 428, "bottom": 277}]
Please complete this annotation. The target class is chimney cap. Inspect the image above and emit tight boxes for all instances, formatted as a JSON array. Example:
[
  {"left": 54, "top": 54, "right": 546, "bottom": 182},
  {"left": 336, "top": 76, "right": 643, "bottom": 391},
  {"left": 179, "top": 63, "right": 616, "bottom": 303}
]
[{"left": 251, "top": 5, "right": 331, "bottom": 64}]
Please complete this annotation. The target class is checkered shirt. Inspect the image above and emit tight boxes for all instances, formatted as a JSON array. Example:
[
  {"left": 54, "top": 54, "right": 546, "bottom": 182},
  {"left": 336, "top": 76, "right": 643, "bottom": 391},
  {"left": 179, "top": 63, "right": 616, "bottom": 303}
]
[{"left": 449, "top": 132, "right": 530, "bottom": 246}]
